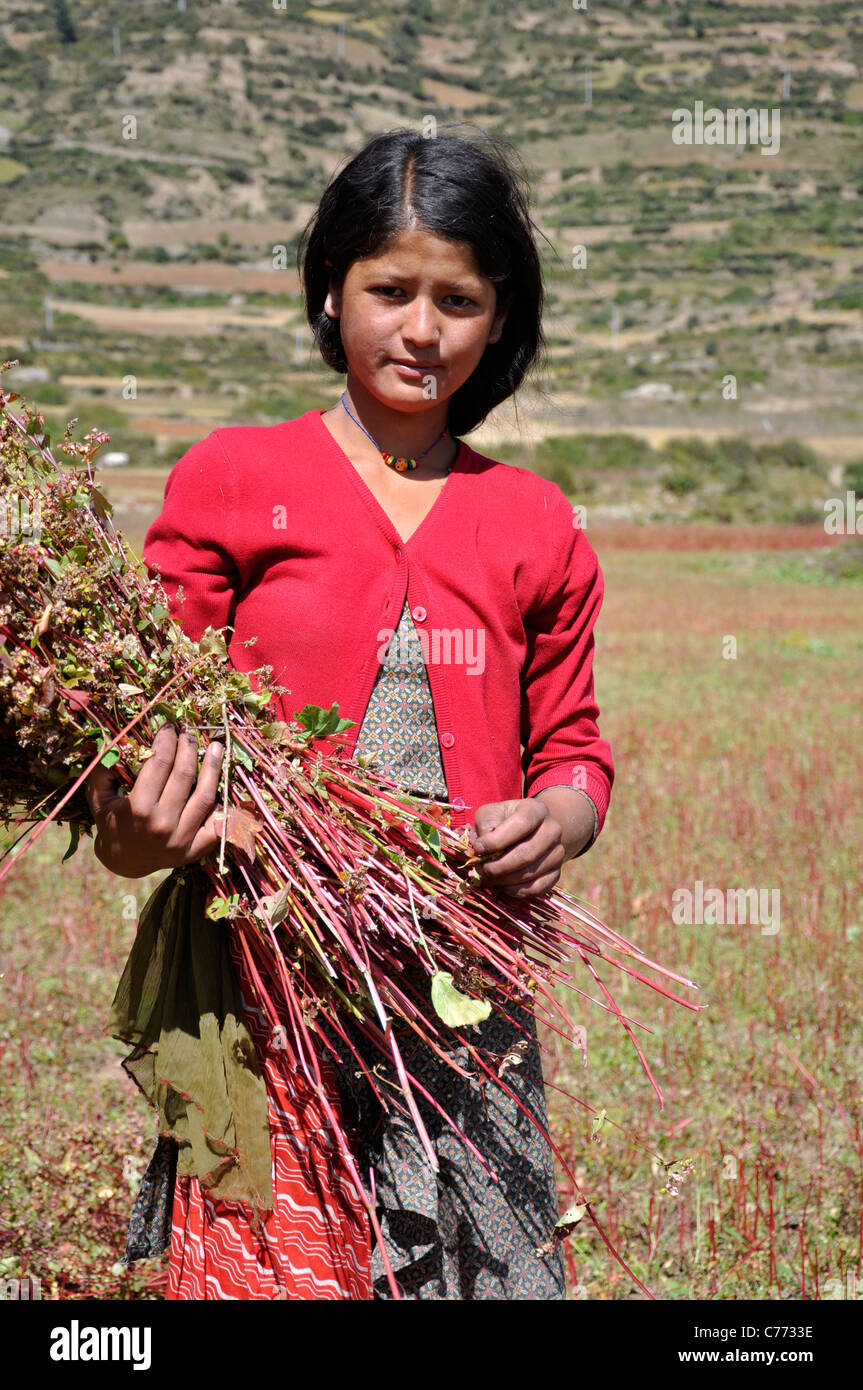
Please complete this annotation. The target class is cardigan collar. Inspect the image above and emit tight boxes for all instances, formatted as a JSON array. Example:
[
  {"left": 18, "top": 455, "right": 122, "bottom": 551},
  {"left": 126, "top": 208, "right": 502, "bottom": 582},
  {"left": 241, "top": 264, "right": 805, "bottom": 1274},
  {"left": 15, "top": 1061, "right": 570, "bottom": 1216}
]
[{"left": 307, "top": 407, "right": 474, "bottom": 552}]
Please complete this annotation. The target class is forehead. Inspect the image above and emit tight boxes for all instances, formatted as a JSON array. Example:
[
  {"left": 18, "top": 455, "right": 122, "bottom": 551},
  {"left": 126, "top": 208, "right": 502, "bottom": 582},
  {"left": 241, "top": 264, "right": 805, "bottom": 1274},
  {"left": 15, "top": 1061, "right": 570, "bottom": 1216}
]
[{"left": 355, "top": 229, "right": 485, "bottom": 282}]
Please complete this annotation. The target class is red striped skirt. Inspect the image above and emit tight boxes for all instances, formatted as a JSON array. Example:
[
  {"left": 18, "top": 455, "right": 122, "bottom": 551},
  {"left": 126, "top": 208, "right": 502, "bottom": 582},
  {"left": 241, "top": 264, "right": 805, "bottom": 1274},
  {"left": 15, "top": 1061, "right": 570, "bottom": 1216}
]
[{"left": 166, "top": 936, "right": 373, "bottom": 1300}]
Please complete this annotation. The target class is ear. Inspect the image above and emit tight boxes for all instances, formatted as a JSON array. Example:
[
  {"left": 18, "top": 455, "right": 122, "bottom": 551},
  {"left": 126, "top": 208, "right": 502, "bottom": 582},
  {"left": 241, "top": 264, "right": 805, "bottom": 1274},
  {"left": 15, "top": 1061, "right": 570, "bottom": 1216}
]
[
  {"left": 322, "top": 258, "right": 340, "bottom": 316},
  {"left": 488, "top": 289, "right": 514, "bottom": 345}
]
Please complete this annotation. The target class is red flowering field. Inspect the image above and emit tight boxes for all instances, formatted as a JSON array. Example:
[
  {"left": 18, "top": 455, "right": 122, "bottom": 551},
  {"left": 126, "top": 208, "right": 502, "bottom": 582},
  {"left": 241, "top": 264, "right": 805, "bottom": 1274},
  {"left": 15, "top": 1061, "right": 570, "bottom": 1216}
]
[{"left": 1, "top": 540, "right": 861, "bottom": 1300}]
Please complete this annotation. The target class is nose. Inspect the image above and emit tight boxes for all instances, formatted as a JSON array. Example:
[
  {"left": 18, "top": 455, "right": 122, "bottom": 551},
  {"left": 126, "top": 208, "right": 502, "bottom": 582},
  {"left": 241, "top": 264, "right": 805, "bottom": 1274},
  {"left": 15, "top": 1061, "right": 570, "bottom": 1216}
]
[{"left": 401, "top": 294, "right": 439, "bottom": 347}]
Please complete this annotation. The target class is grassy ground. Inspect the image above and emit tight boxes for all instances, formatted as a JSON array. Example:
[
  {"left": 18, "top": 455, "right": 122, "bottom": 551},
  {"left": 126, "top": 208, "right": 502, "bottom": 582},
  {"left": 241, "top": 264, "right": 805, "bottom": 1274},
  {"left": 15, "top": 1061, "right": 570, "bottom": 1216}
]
[
  {"left": 544, "top": 545, "right": 863, "bottom": 1301},
  {"left": 0, "top": 543, "right": 860, "bottom": 1300}
]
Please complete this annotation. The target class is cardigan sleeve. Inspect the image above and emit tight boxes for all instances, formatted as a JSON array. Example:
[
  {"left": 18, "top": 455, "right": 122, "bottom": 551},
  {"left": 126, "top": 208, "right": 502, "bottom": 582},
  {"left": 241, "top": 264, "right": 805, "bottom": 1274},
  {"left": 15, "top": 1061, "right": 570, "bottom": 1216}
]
[
  {"left": 520, "top": 489, "right": 614, "bottom": 837},
  {"left": 142, "top": 432, "right": 240, "bottom": 644}
]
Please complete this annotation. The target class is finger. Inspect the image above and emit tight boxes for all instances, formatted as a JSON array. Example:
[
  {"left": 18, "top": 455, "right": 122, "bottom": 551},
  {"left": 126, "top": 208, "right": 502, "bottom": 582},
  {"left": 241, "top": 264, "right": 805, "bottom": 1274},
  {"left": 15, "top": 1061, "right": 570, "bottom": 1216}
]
[
  {"left": 183, "top": 810, "right": 229, "bottom": 865},
  {"left": 500, "top": 868, "right": 561, "bottom": 900},
  {"left": 128, "top": 723, "right": 185, "bottom": 813},
  {"left": 478, "top": 821, "right": 560, "bottom": 880},
  {"left": 485, "top": 838, "right": 565, "bottom": 886},
  {"left": 473, "top": 802, "right": 542, "bottom": 857},
  {"left": 173, "top": 741, "right": 226, "bottom": 848},
  {"left": 471, "top": 802, "right": 508, "bottom": 845},
  {"left": 134, "top": 726, "right": 205, "bottom": 830}
]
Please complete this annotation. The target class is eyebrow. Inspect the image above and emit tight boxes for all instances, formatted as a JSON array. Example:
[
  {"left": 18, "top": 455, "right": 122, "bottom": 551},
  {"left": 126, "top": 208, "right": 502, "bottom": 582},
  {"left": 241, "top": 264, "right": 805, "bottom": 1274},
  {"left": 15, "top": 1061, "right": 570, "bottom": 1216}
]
[{"left": 366, "top": 268, "right": 481, "bottom": 294}]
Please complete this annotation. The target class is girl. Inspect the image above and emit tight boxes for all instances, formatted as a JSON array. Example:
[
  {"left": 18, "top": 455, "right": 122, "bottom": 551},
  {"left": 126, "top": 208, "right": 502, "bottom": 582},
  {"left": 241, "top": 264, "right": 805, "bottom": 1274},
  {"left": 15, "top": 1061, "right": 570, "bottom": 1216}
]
[{"left": 86, "top": 126, "right": 614, "bottom": 1300}]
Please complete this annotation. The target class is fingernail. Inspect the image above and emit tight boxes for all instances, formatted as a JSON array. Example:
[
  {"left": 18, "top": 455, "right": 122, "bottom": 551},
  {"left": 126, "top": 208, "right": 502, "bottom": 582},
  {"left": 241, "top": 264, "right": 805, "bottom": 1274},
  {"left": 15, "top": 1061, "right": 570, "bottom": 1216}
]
[{"left": 210, "top": 742, "right": 224, "bottom": 757}]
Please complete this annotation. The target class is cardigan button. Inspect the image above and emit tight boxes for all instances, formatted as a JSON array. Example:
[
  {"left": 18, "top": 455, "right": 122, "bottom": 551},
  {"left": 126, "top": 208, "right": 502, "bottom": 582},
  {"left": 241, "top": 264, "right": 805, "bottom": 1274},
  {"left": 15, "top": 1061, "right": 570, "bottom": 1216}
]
[
  {"left": 411, "top": 605, "right": 427, "bottom": 622},
  {"left": 452, "top": 796, "right": 465, "bottom": 811},
  {"left": 394, "top": 547, "right": 402, "bottom": 559},
  {"left": 441, "top": 732, "right": 455, "bottom": 749}
]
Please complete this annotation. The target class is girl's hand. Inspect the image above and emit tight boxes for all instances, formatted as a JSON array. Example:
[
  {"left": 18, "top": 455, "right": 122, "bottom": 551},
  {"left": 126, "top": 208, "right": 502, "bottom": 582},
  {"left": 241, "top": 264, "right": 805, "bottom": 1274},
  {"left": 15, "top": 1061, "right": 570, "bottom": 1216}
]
[
  {"left": 469, "top": 798, "right": 567, "bottom": 899},
  {"left": 84, "top": 724, "right": 227, "bottom": 879}
]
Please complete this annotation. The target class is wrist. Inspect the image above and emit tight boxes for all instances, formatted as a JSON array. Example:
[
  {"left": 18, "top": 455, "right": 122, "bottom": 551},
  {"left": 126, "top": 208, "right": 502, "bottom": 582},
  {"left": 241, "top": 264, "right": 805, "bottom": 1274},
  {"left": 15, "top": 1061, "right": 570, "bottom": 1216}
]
[{"left": 534, "top": 786, "right": 596, "bottom": 861}]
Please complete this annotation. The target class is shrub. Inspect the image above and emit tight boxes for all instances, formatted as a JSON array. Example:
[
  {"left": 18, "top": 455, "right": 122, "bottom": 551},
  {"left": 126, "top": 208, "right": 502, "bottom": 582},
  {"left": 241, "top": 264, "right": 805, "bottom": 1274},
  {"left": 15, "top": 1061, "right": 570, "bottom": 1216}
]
[
  {"left": 663, "top": 470, "right": 699, "bottom": 497},
  {"left": 842, "top": 460, "right": 863, "bottom": 493}
]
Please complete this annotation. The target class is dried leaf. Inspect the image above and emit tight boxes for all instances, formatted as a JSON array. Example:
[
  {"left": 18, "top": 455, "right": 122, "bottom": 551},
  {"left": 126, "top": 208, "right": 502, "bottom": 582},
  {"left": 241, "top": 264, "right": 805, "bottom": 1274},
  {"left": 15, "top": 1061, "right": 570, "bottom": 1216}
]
[
  {"left": 497, "top": 1038, "right": 531, "bottom": 1078},
  {"left": 260, "top": 721, "right": 290, "bottom": 745},
  {"left": 87, "top": 485, "right": 113, "bottom": 519},
  {"left": 258, "top": 886, "right": 291, "bottom": 926},
  {"left": 59, "top": 686, "right": 91, "bottom": 712},
  {"left": 212, "top": 806, "right": 262, "bottom": 861},
  {"left": 37, "top": 673, "right": 55, "bottom": 709},
  {"left": 198, "top": 626, "right": 229, "bottom": 662}
]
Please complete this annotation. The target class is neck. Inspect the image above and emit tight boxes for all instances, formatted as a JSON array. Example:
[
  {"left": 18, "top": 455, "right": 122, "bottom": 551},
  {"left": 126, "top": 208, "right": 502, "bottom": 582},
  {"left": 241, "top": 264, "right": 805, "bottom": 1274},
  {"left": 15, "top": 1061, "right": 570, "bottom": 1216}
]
[{"left": 336, "top": 377, "right": 453, "bottom": 467}]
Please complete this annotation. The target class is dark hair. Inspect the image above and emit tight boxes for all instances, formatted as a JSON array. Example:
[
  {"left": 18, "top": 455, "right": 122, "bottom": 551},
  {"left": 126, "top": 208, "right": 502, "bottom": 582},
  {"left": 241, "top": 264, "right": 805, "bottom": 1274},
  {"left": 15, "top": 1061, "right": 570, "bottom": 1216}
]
[{"left": 297, "top": 125, "right": 549, "bottom": 438}]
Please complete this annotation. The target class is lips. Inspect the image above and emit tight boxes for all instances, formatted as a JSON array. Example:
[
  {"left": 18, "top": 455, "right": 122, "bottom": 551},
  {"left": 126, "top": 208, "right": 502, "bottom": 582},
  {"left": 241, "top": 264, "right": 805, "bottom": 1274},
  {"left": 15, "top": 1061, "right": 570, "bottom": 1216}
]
[{"left": 391, "top": 359, "right": 440, "bottom": 369}]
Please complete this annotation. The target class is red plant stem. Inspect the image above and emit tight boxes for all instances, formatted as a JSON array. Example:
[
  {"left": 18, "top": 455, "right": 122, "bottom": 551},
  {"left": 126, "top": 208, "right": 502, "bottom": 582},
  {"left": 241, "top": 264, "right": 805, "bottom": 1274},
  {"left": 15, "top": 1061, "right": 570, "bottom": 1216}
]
[
  {"left": 467, "top": 1044, "right": 657, "bottom": 1299},
  {"left": 575, "top": 944, "right": 665, "bottom": 1109},
  {"left": 719, "top": 1236, "right": 767, "bottom": 1288},
  {"left": 778, "top": 1040, "right": 863, "bottom": 1166},
  {"left": 365, "top": 1167, "right": 400, "bottom": 1302}
]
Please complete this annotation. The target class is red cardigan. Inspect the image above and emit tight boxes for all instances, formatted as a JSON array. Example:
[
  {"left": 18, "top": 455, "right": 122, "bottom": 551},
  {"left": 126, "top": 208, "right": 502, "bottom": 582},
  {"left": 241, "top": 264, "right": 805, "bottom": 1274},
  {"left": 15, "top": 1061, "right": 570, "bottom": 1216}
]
[{"left": 142, "top": 407, "right": 614, "bottom": 837}]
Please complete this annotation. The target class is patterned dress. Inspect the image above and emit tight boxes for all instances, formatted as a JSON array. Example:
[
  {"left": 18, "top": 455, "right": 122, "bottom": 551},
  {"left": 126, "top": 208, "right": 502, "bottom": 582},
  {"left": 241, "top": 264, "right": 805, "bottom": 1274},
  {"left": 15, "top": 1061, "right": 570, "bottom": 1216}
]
[{"left": 124, "top": 597, "right": 572, "bottom": 1300}]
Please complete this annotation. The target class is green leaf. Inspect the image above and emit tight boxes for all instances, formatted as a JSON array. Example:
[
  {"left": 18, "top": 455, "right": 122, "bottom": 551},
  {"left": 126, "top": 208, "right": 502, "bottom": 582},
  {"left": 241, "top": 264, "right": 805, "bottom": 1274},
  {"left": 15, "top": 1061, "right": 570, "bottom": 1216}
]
[
  {"left": 99, "top": 747, "right": 121, "bottom": 769},
  {"left": 536, "top": 1204, "right": 589, "bottom": 1258},
  {"left": 62, "top": 821, "right": 81, "bottom": 863},
  {"left": 430, "top": 972, "right": 491, "bottom": 1028},
  {"left": 242, "top": 689, "right": 272, "bottom": 713},
  {"left": 229, "top": 742, "right": 254, "bottom": 771},
  {"left": 415, "top": 819, "right": 445, "bottom": 865},
  {"left": 294, "top": 702, "right": 356, "bottom": 740},
  {"left": 205, "top": 893, "right": 238, "bottom": 921},
  {"left": 554, "top": 1203, "right": 588, "bottom": 1233},
  {"left": 146, "top": 705, "right": 176, "bottom": 729},
  {"left": 260, "top": 721, "right": 289, "bottom": 744},
  {"left": 150, "top": 604, "right": 168, "bottom": 625},
  {"left": 591, "top": 1108, "right": 608, "bottom": 1139}
]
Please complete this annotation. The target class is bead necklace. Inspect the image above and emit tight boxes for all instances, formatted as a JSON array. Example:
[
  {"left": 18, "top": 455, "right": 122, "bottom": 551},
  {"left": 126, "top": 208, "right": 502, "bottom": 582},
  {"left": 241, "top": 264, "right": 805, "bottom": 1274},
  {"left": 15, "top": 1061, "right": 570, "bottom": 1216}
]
[{"left": 339, "top": 391, "right": 450, "bottom": 473}]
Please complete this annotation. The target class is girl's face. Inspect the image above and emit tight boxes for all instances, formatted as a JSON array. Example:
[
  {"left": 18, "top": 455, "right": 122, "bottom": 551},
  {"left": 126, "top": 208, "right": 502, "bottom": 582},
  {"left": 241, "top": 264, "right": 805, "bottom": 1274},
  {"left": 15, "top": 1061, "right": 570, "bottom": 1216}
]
[{"left": 324, "top": 226, "right": 511, "bottom": 415}]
